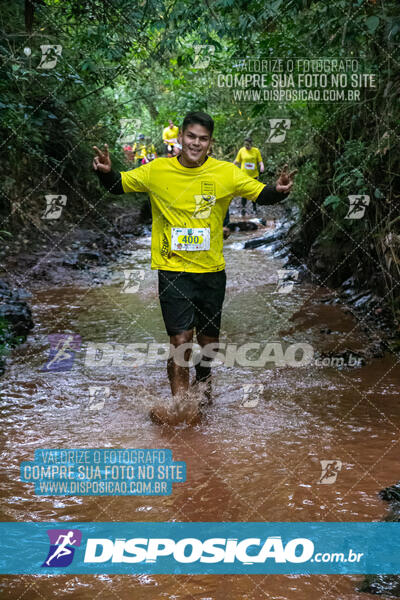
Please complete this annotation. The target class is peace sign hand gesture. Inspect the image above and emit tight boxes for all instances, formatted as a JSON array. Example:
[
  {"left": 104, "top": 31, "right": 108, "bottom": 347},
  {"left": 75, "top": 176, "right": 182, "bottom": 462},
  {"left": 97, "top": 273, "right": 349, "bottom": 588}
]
[
  {"left": 92, "top": 143, "right": 112, "bottom": 173},
  {"left": 276, "top": 164, "right": 297, "bottom": 194}
]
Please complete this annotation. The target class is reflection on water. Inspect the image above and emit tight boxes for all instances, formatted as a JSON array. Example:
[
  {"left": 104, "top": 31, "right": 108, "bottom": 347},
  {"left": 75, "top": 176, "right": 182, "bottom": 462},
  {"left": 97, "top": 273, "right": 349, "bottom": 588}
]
[{"left": 0, "top": 227, "right": 399, "bottom": 599}]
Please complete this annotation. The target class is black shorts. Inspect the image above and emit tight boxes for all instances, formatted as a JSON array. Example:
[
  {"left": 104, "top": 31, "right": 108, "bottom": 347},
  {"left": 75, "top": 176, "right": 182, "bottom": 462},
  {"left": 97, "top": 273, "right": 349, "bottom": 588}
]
[{"left": 158, "top": 270, "right": 226, "bottom": 337}]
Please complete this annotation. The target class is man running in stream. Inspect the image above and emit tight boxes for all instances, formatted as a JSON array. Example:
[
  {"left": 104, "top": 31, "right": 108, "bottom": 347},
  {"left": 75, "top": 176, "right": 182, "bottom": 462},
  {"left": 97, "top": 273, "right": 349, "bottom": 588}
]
[{"left": 93, "top": 111, "right": 294, "bottom": 424}]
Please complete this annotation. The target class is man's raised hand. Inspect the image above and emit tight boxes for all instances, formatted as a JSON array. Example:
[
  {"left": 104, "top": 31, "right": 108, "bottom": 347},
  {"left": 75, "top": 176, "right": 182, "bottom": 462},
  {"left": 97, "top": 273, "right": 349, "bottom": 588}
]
[
  {"left": 92, "top": 143, "right": 112, "bottom": 173},
  {"left": 276, "top": 164, "right": 297, "bottom": 194}
]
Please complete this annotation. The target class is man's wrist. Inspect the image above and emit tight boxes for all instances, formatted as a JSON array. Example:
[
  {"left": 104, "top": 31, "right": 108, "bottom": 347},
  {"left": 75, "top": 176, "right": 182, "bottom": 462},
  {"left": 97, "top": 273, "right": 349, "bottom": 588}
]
[
  {"left": 96, "top": 168, "right": 124, "bottom": 194},
  {"left": 276, "top": 185, "right": 291, "bottom": 195},
  {"left": 256, "top": 183, "right": 289, "bottom": 206}
]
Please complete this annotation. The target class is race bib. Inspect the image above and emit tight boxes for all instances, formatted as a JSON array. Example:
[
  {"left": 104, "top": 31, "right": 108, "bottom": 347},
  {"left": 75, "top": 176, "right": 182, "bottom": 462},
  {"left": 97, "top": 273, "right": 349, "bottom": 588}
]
[
  {"left": 244, "top": 162, "right": 255, "bottom": 170},
  {"left": 171, "top": 227, "right": 210, "bottom": 251}
]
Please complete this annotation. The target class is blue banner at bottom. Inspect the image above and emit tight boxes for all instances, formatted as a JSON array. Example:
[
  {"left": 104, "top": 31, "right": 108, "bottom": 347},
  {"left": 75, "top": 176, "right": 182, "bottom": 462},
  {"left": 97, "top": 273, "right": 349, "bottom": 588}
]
[{"left": 0, "top": 522, "right": 398, "bottom": 574}]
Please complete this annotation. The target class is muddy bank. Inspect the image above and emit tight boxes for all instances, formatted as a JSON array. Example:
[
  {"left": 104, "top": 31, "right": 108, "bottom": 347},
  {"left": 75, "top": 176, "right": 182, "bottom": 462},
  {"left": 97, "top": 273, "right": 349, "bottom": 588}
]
[
  {"left": 0, "top": 279, "right": 34, "bottom": 375},
  {"left": 0, "top": 199, "right": 149, "bottom": 374},
  {"left": 285, "top": 203, "right": 399, "bottom": 353},
  {"left": 0, "top": 200, "right": 149, "bottom": 289},
  {"left": 240, "top": 200, "right": 390, "bottom": 362},
  {"left": 244, "top": 200, "right": 399, "bottom": 358}
]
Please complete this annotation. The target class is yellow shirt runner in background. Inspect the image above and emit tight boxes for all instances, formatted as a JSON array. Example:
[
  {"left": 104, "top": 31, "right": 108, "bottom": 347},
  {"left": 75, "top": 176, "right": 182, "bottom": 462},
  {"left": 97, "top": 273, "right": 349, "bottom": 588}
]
[
  {"left": 121, "top": 156, "right": 264, "bottom": 273},
  {"left": 133, "top": 142, "right": 147, "bottom": 159},
  {"left": 235, "top": 146, "right": 262, "bottom": 178},
  {"left": 146, "top": 143, "right": 157, "bottom": 159},
  {"left": 162, "top": 125, "right": 179, "bottom": 145}
]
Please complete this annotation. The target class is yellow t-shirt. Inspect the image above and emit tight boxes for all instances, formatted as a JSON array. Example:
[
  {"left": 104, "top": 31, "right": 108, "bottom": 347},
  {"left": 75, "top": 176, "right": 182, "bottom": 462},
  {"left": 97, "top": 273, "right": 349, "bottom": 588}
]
[
  {"left": 235, "top": 146, "right": 262, "bottom": 178},
  {"left": 146, "top": 143, "right": 156, "bottom": 154},
  {"left": 120, "top": 156, "right": 264, "bottom": 273},
  {"left": 133, "top": 142, "right": 146, "bottom": 159},
  {"left": 162, "top": 126, "right": 179, "bottom": 145}
]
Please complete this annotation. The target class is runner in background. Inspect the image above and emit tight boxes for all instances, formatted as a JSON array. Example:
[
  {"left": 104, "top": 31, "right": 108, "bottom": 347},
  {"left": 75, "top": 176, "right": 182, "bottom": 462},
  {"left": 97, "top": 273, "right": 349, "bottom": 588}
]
[
  {"left": 123, "top": 143, "right": 134, "bottom": 164},
  {"left": 222, "top": 209, "right": 230, "bottom": 240},
  {"left": 163, "top": 119, "right": 179, "bottom": 156},
  {"left": 146, "top": 137, "right": 158, "bottom": 161},
  {"left": 171, "top": 142, "right": 182, "bottom": 157},
  {"left": 234, "top": 138, "right": 264, "bottom": 216},
  {"left": 133, "top": 134, "right": 147, "bottom": 166}
]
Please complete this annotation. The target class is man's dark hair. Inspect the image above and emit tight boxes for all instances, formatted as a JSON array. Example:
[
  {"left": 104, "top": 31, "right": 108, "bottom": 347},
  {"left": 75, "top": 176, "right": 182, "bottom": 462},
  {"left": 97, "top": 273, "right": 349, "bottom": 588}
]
[
  {"left": 182, "top": 111, "right": 214, "bottom": 136},
  {"left": 244, "top": 137, "right": 252, "bottom": 143}
]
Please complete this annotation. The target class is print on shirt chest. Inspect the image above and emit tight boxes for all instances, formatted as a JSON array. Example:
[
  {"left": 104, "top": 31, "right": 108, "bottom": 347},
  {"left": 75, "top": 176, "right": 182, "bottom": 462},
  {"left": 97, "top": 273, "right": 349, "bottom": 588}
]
[{"left": 192, "top": 181, "right": 217, "bottom": 219}]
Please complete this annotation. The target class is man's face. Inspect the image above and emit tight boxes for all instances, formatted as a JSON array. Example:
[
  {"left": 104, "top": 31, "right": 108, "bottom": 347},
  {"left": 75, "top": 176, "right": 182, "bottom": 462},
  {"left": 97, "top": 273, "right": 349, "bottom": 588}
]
[
  {"left": 179, "top": 123, "right": 211, "bottom": 166},
  {"left": 244, "top": 140, "right": 252, "bottom": 150},
  {"left": 168, "top": 120, "right": 174, "bottom": 128}
]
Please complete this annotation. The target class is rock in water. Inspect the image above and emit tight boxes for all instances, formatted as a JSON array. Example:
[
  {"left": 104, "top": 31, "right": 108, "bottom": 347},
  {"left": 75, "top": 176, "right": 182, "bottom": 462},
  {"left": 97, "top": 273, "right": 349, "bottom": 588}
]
[
  {"left": 0, "top": 279, "right": 34, "bottom": 340},
  {"left": 0, "top": 279, "right": 34, "bottom": 375}
]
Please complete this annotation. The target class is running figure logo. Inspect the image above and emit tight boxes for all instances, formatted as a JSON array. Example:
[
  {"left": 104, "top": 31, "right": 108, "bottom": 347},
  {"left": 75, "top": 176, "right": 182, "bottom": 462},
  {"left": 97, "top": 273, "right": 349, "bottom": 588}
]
[
  {"left": 117, "top": 118, "right": 141, "bottom": 145},
  {"left": 267, "top": 119, "right": 291, "bottom": 143},
  {"left": 121, "top": 269, "right": 145, "bottom": 293},
  {"left": 42, "top": 194, "right": 67, "bottom": 220},
  {"left": 345, "top": 195, "right": 370, "bottom": 220},
  {"left": 42, "top": 529, "right": 82, "bottom": 567},
  {"left": 240, "top": 384, "right": 264, "bottom": 408},
  {"left": 88, "top": 385, "right": 110, "bottom": 411},
  {"left": 275, "top": 269, "right": 299, "bottom": 294},
  {"left": 192, "top": 45, "right": 215, "bottom": 69},
  {"left": 38, "top": 45, "right": 62, "bottom": 69},
  {"left": 42, "top": 333, "right": 82, "bottom": 372},
  {"left": 318, "top": 460, "right": 342, "bottom": 484},
  {"left": 192, "top": 195, "right": 216, "bottom": 218}
]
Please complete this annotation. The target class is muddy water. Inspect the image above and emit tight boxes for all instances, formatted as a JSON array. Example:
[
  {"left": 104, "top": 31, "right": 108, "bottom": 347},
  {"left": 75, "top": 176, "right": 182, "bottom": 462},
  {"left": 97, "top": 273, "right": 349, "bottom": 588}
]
[{"left": 0, "top": 223, "right": 399, "bottom": 599}]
